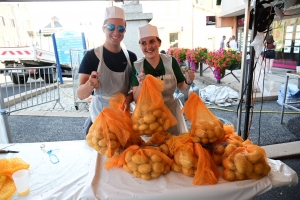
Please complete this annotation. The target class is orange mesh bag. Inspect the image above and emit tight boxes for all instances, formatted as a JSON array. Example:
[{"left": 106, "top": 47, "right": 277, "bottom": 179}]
[
  {"left": 105, "top": 145, "right": 173, "bottom": 180},
  {"left": 0, "top": 177, "right": 16, "bottom": 199},
  {"left": 86, "top": 93, "right": 137, "bottom": 158},
  {"left": 0, "top": 157, "right": 30, "bottom": 199},
  {"left": 167, "top": 134, "right": 198, "bottom": 176},
  {"left": 131, "top": 75, "right": 177, "bottom": 136},
  {"left": 193, "top": 143, "right": 220, "bottom": 185},
  {"left": 222, "top": 145, "right": 271, "bottom": 181},
  {"left": 182, "top": 92, "right": 225, "bottom": 144}
]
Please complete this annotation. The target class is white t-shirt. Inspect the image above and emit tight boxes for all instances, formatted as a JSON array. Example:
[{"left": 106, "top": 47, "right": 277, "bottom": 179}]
[{"left": 229, "top": 40, "right": 238, "bottom": 50}]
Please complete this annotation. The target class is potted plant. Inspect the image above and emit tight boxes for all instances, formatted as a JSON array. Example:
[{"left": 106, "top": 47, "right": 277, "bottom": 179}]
[
  {"left": 185, "top": 47, "right": 208, "bottom": 72},
  {"left": 206, "top": 49, "right": 242, "bottom": 83}
]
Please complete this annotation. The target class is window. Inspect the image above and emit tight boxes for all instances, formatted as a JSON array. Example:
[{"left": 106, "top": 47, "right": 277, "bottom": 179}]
[
  {"left": 196, "top": 0, "right": 203, "bottom": 5},
  {"left": 0, "top": 16, "right": 5, "bottom": 26},
  {"left": 170, "top": 33, "right": 178, "bottom": 48},
  {"left": 10, "top": 19, "right": 15, "bottom": 27}
]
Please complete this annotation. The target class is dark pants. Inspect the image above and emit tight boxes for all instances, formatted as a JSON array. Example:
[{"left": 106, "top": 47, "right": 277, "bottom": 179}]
[{"left": 83, "top": 117, "right": 92, "bottom": 135}]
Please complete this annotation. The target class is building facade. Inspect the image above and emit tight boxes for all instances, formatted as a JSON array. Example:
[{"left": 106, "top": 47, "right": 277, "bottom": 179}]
[{"left": 219, "top": 0, "right": 300, "bottom": 70}]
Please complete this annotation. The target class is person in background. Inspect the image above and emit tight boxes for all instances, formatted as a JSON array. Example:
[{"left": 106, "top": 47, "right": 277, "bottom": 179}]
[
  {"left": 226, "top": 37, "right": 231, "bottom": 49},
  {"left": 220, "top": 35, "right": 226, "bottom": 49},
  {"left": 131, "top": 24, "right": 195, "bottom": 135},
  {"left": 77, "top": 6, "right": 137, "bottom": 134},
  {"left": 229, "top": 35, "right": 238, "bottom": 50},
  {"left": 264, "top": 35, "right": 276, "bottom": 74},
  {"left": 160, "top": 50, "right": 166, "bottom": 54}
]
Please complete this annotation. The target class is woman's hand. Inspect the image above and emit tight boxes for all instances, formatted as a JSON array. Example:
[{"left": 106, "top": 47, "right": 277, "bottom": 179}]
[
  {"left": 89, "top": 71, "right": 102, "bottom": 89},
  {"left": 185, "top": 70, "right": 195, "bottom": 84}
]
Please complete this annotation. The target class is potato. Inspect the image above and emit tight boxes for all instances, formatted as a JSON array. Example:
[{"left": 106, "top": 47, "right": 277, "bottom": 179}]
[
  {"left": 191, "top": 136, "right": 201, "bottom": 143},
  {"left": 247, "top": 172, "right": 261, "bottom": 179},
  {"left": 127, "top": 161, "right": 138, "bottom": 172},
  {"left": 98, "top": 139, "right": 107, "bottom": 147},
  {"left": 178, "top": 150, "right": 194, "bottom": 169},
  {"left": 152, "top": 162, "right": 164, "bottom": 173},
  {"left": 133, "top": 170, "right": 141, "bottom": 178},
  {"left": 151, "top": 154, "right": 162, "bottom": 163},
  {"left": 99, "top": 147, "right": 107, "bottom": 155},
  {"left": 194, "top": 123, "right": 205, "bottom": 130},
  {"left": 144, "top": 129, "right": 153, "bottom": 135},
  {"left": 253, "top": 162, "right": 264, "bottom": 175},
  {"left": 153, "top": 110, "right": 162, "bottom": 118},
  {"left": 95, "top": 132, "right": 104, "bottom": 140},
  {"left": 123, "top": 164, "right": 133, "bottom": 173},
  {"left": 110, "top": 140, "right": 119, "bottom": 149},
  {"left": 138, "top": 118, "right": 145, "bottom": 125},
  {"left": 195, "top": 129, "right": 206, "bottom": 138},
  {"left": 149, "top": 122, "right": 160, "bottom": 131},
  {"left": 132, "top": 123, "right": 139, "bottom": 131},
  {"left": 223, "top": 169, "right": 235, "bottom": 181},
  {"left": 209, "top": 136, "right": 218, "bottom": 143},
  {"left": 182, "top": 167, "right": 195, "bottom": 177},
  {"left": 160, "top": 144, "right": 169, "bottom": 155},
  {"left": 224, "top": 144, "right": 237, "bottom": 157},
  {"left": 247, "top": 150, "right": 264, "bottom": 164},
  {"left": 171, "top": 162, "right": 182, "bottom": 173},
  {"left": 125, "top": 150, "right": 134, "bottom": 163},
  {"left": 212, "top": 153, "right": 222, "bottom": 165},
  {"left": 138, "top": 164, "right": 152, "bottom": 174},
  {"left": 157, "top": 118, "right": 165, "bottom": 125},
  {"left": 163, "top": 164, "right": 171, "bottom": 174},
  {"left": 235, "top": 170, "right": 245, "bottom": 180},
  {"left": 227, "top": 160, "right": 236, "bottom": 171},
  {"left": 201, "top": 137, "right": 209, "bottom": 145},
  {"left": 132, "top": 153, "right": 149, "bottom": 165},
  {"left": 144, "top": 114, "right": 156, "bottom": 124},
  {"left": 262, "top": 163, "right": 271, "bottom": 175},
  {"left": 108, "top": 133, "right": 117, "bottom": 140},
  {"left": 214, "top": 126, "right": 225, "bottom": 139},
  {"left": 206, "top": 130, "right": 215, "bottom": 139},
  {"left": 155, "top": 126, "right": 164, "bottom": 132},
  {"left": 200, "top": 121, "right": 213, "bottom": 130},
  {"left": 214, "top": 145, "right": 225, "bottom": 155},
  {"left": 151, "top": 171, "right": 161, "bottom": 179},
  {"left": 163, "top": 119, "right": 171, "bottom": 131},
  {"left": 92, "top": 137, "right": 99, "bottom": 145},
  {"left": 94, "top": 145, "right": 101, "bottom": 152},
  {"left": 245, "top": 160, "right": 254, "bottom": 177},
  {"left": 138, "top": 124, "right": 149, "bottom": 131},
  {"left": 234, "top": 153, "right": 247, "bottom": 174},
  {"left": 141, "top": 173, "right": 152, "bottom": 180}
]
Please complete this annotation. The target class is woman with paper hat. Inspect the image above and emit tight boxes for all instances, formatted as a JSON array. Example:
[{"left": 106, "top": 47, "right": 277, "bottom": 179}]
[
  {"left": 132, "top": 24, "right": 195, "bottom": 135},
  {"left": 77, "top": 6, "right": 137, "bottom": 133}
]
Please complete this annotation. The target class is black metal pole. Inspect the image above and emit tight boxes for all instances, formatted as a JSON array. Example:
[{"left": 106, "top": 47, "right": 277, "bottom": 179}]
[{"left": 243, "top": 0, "right": 259, "bottom": 140}]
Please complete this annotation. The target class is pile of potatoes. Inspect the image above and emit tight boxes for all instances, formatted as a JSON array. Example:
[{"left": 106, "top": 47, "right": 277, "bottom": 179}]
[
  {"left": 86, "top": 125, "right": 121, "bottom": 158},
  {"left": 222, "top": 146, "right": 271, "bottom": 181},
  {"left": 171, "top": 145, "right": 198, "bottom": 177},
  {"left": 122, "top": 148, "right": 171, "bottom": 180},
  {"left": 192, "top": 119, "right": 225, "bottom": 144},
  {"left": 132, "top": 104, "right": 171, "bottom": 135}
]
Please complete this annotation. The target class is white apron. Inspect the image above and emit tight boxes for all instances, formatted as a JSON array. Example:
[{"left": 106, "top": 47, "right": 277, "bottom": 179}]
[
  {"left": 134, "top": 54, "right": 182, "bottom": 135},
  {"left": 89, "top": 45, "right": 131, "bottom": 122}
]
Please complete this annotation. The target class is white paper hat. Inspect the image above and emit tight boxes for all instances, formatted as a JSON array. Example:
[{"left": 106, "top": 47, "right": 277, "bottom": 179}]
[
  {"left": 138, "top": 24, "right": 159, "bottom": 39},
  {"left": 104, "top": 6, "right": 125, "bottom": 21}
]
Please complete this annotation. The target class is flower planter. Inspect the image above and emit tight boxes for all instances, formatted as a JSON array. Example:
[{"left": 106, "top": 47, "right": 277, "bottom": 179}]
[{"left": 229, "top": 64, "right": 241, "bottom": 71}]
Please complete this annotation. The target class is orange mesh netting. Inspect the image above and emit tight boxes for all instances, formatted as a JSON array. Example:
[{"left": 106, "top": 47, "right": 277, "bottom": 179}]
[
  {"left": 87, "top": 93, "right": 138, "bottom": 157},
  {"left": 131, "top": 75, "right": 177, "bottom": 136},
  {"left": 222, "top": 145, "right": 271, "bottom": 181},
  {"left": 0, "top": 157, "right": 30, "bottom": 199},
  {"left": 105, "top": 145, "right": 173, "bottom": 171},
  {"left": 193, "top": 143, "right": 220, "bottom": 185},
  {"left": 146, "top": 131, "right": 173, "bottom": 145}
]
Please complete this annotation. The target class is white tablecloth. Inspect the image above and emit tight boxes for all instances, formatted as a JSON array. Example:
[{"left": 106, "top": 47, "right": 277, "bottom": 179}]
[{"left": 0, "top": 140, "right": 298, "bottom": 200}]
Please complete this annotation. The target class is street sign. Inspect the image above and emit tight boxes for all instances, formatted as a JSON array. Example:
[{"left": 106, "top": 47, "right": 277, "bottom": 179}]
[
  {"left": 54, "top": 30, "right": 85, "bottom": 65},
  {"left": 52, "top": 30, "right": 86, "bottom": 83}
]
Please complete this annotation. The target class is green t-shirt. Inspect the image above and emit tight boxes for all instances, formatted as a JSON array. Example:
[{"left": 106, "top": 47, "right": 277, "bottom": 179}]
[{"left": 131, "top": 56, "right": 185, "bottom": 87}]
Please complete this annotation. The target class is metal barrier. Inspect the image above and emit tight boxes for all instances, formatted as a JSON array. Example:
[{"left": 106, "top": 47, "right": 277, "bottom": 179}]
[
  {"left": 70, "top": 49, "right": 88, "bottom": 110},
  {"left": 0, "top": 66, "right": 64, "bottom": 143}
]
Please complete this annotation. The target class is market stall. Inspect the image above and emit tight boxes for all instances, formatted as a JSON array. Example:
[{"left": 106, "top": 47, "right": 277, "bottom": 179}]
[{"left": 0, "top": 140, "right": 298, "bottom": 200}]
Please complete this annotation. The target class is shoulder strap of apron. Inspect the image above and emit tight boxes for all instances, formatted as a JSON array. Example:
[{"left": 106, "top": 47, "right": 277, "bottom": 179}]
[{"left": 121, "top": 42, "right": 131, "bottom": 68}]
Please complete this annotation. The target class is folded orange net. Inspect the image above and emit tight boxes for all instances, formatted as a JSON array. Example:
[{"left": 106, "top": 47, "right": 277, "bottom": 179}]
[{"left": 0, "top": 157, "right": 30, "bottom": 199}]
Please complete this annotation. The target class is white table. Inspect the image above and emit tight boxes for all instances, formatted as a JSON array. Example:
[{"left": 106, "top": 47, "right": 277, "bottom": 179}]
[{"left": 0, "top": 140, "right": 298, "bottom": 200}]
